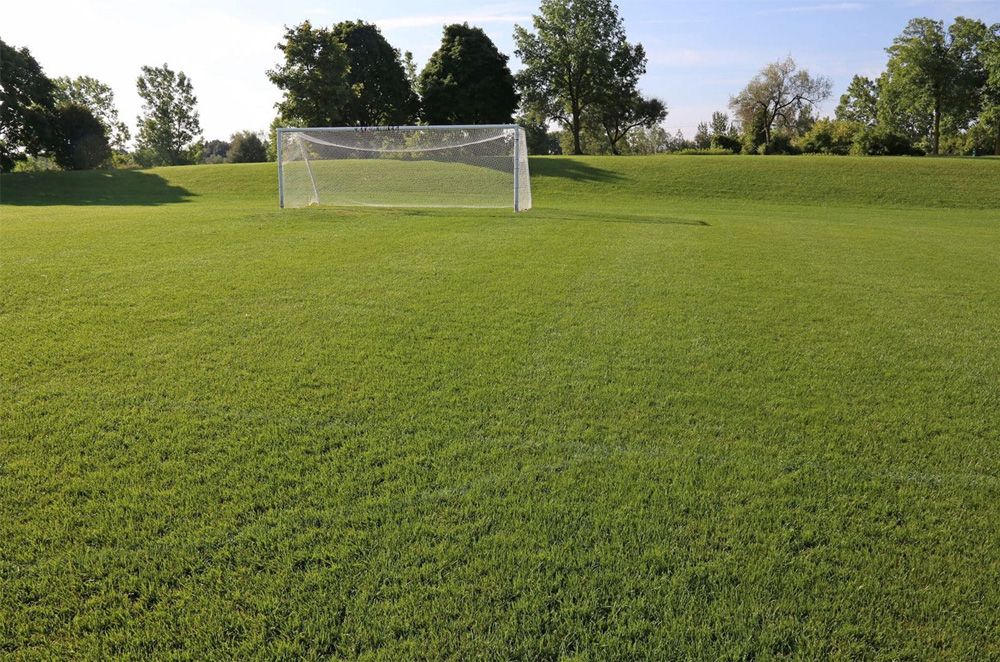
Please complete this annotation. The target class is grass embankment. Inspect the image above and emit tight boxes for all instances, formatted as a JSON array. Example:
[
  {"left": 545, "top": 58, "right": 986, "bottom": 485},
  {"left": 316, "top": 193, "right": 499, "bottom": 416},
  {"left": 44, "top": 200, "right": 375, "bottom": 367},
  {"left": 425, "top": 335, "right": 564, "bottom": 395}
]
[{"left": 2, "top": 156, "right": 999, "bottom": 658}]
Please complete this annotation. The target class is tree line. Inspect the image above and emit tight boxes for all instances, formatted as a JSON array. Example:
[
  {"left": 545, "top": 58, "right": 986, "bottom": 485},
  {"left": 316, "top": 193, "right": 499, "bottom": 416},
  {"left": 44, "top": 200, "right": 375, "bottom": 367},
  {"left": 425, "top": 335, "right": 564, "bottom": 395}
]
[
  {"left": 3, "top": 3, "right": 999, "bottom": 172},
  {"left": 679, "top": 17, "right": 1000, "bottom": 157}
]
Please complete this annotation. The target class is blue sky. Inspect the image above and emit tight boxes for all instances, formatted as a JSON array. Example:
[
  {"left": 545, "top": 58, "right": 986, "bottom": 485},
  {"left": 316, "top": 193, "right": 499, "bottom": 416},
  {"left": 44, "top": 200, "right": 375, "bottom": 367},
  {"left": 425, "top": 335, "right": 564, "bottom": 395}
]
[{"left": 5, "top": 0, "right": 999, "bottom": 141}]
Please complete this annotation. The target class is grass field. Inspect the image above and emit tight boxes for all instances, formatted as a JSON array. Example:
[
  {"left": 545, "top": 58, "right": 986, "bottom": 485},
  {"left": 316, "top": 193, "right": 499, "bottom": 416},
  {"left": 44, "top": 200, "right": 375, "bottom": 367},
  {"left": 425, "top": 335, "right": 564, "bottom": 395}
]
[{"left": 2, "top": 156, "right": 999, "bottom": 658}]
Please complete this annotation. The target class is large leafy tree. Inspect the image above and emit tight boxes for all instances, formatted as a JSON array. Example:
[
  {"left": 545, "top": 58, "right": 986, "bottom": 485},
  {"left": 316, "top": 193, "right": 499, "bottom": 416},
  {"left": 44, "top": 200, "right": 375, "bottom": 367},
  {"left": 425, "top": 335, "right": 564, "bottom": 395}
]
[
  {"left": 53, "top": 75, "right": 130, "bottom": 152},
  {"left": 593, "top": 41, "right": 666, "bottom": 155},
  {"left": 514, "top": 0, "right": 647, "bottom": 155},
  {"left": 598, "top": 95, "right": 666, "bottom": 155},
  {"left": 419, "top": 23, "right": 519, "bottom": 124},
  {"left": 729, "top": 57, "right": 831, "bottom": 146},
  {"left": 835, "top": 75, "right": 879, "bottom": 126},
  {"left": 267, "top": 22, "right": 353, "bottom": 127},
  {"left": 50, "top": 102, "right": 111, "bottom": 170},
  {"left": 135, "top": 64, "right": 202, "bottom": 166},
  {"left": 980, "top": 26, "right": 1000, "bottom": 154},
  {"left": 880, "top": 17, "right": 989, "bottom": 155},
  {"left": 0, "top": 39, "right": 56, "bottom": 170},
  {"left": 333, "top": 20, "right": 418, "bottom": 125}
]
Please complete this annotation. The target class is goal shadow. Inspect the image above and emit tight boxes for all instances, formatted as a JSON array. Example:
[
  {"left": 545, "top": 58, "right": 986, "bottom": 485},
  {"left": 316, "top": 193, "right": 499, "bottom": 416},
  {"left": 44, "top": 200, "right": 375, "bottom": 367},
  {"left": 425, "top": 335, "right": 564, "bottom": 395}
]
[{"left": 529, "top": 158, "right": 626, "bottom": 182}]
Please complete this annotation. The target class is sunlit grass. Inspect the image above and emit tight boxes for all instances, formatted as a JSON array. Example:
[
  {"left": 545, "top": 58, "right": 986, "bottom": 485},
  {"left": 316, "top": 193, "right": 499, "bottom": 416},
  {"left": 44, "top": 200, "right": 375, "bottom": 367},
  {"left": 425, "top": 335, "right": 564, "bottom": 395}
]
[{"left": 2, "top": 156, "right": 998, "bottom": 658}]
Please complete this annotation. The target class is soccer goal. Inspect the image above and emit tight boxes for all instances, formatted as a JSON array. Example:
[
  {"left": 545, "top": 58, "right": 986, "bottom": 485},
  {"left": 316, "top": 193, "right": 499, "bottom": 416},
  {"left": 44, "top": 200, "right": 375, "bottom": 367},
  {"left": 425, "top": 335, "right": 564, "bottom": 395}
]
[{"left": 277, "top": 125, "right": 531, "bottom": 211}]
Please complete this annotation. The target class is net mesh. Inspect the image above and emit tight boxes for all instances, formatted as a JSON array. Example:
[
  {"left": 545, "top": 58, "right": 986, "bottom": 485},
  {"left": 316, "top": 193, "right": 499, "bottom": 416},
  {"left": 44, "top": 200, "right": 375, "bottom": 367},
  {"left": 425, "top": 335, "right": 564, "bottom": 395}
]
[{"left": 278, "top": 125, "right": 531, "bottom": 211}]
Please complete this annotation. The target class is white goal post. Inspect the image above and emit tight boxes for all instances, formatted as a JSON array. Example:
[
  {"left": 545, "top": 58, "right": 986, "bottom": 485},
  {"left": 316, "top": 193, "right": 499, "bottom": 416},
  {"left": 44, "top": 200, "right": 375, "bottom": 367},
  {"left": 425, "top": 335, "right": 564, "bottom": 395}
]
[{"left": 277, "top": 124, "right": 531, "bottom": 211}]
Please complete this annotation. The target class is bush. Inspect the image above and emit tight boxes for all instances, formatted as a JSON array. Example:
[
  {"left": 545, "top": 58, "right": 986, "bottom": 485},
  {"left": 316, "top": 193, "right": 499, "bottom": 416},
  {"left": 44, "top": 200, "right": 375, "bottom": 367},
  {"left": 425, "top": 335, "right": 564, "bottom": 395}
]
[
  {"left": 675, "top": 148, "right": 738, "bottom": 156},
  {"left": 710, "top": 134, "right": 742, "bottom": 154},
  {"left": 798, "top": 119, "right": 861, "bottom": 155},
  {"left": 756, "top": 134, "right": 801, "bottom": 155},
  {"left": 12, "top": 156, "right": 60, "bottom": 172},
  {"left": 851, "top": 126, "right": 921, "bottom": 156}
]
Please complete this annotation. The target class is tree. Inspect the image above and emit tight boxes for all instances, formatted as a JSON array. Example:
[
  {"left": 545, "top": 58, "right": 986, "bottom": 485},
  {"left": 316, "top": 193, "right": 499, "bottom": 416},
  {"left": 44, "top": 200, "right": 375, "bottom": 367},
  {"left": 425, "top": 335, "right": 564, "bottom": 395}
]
[
  {"left": 0, "top": 39, "right": 56, "bottom": 170},
  {"left": 514, "top": 0, "right": 648, "bottom": 155},
  {"left": 332, "top": 20, "right": 418, "bottom": 125},
  {"left": 518, "top": 111, "right": 561, "bottom": 154},
  {"left": 420, "top": 23, "right": 519, "bottom": 124},
  {"left": 227, "top": 131, "right": 267, "bottom": 163},
  {"left": 50, "top": 102, "right": 111, "bottom": 169},
  {"left": 135, "top": 64, "right": 202, "bottom": 166},
  {"left": 881, "top": 17, "right": 989, "bottom": 155},
  {"left": 729, "top": 57, "right": 832, "bottom": 146},
  {"left": 202, "top": 139, "right": 230, "bottom": 164},
  {"left": 835, "top": 75, "right": 879, "bottom": 126},
  {"left": 53, "top": 75, "right": 130, "bottom": 152},
  {"left": 598, "top": 95, "right": 667, "bottom": 154},
  {"left": 709, "top": 111, "right": 734, "bottom": 138},
  {"left": 693, "top": 122, "right": 711, "bottom": 149},
  {"left": 267, "top": 21, "right": 353, "bottom": 127},
  {"left": 625, "top": 124, "right": 670, "bottom": 154},
  {"left": 980, "top": 26, "right": 1000, "bottom": 154}
]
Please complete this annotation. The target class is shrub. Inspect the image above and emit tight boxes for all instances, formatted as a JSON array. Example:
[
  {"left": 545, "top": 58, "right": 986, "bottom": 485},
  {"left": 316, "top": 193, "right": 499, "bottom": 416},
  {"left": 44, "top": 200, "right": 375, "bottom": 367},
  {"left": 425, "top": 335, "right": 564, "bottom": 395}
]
[
  {"left": 12, "top": 156, "right": 60, "bottom": 172},
  {"left": 710, "top": 134, "right": 742, "bottom": 154},
  {"left": 850, "top": 126, "right": 920, "bottom": 156},
  {"left": 798, "top": 119, "right": 861, "bottom": 155},
  {"left": 756, "top": 134, "right": 801, "bottom": 155},
  {"left": 675, "top": 148, "right": 738, "bottom": 156}
]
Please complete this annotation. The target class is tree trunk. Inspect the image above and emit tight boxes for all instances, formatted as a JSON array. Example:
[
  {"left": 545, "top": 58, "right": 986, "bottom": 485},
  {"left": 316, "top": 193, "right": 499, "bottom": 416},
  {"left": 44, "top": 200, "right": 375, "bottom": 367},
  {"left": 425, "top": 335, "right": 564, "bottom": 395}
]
[
  {"left": 571, "top": 103, "right": 583, "bottom": 155},
  {"left": 932, "top": 98, "right": 941, "bottom": 156},
  {"left": 572, "top": 120, "right": 582, "bottom": 155},
  {"left": 605, "top": 127, "right": 620, "bottom": 155}
]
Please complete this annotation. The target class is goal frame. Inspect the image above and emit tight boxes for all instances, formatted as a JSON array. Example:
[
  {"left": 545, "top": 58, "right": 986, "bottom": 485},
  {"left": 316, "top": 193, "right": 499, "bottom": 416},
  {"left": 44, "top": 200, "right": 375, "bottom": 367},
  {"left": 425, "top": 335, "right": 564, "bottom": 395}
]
[{"left": 276, "top": 124, "right": 529, "bottom": 212}]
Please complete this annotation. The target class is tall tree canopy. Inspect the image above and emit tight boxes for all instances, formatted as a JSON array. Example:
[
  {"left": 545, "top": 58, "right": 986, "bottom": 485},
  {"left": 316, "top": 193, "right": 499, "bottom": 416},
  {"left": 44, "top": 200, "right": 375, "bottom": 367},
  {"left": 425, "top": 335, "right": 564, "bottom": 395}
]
[
  {"left": 268, "top": 21, "right": 353, "bottom": 127},
  {"left": 980, "top": 26, "right": 1000, "bottom": 154},
  {"left": 729, "top": 57, "right": 832, "bottom": 146},
  {"left": 880, "top": 17, "right": 989, "bottom": 154},
  {"left": 419, "top": 23, "right": 519, "bottom": 124},
  {"left": 593, "top": 41, "right": 666, "bottom": 155},
  {"left": 835, "top": 75, "right": 879, "bottom": 126},
  {"left": 135, "top": 64, "right": 202, "bottom": 166},
  {"left": 514, "top": 0, "right": 649, "bottom": 154},
  {"left": 268, "top": 21, "right": 416, "bottom": 127},
  {"left": 53, "top": 75, "right": 130, "bottom": 152},
  {"left": 0, "top": 39, "right": 56, "bottom": 170},
  {"left": 332, "top": 20, "right": 418, "bottom": 125}
]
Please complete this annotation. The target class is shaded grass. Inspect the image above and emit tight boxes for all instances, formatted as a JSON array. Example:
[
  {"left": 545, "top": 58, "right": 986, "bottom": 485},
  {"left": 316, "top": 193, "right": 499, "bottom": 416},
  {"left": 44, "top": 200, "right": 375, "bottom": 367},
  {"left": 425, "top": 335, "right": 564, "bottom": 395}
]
[{"left": 1, "top": 156, "right": 999, "bottom": 658}]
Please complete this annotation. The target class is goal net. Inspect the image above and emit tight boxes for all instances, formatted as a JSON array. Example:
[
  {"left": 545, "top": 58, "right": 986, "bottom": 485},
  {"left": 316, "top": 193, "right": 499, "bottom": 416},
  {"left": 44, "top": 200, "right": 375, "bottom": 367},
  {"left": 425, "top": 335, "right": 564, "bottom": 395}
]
[{"left": 277, "top": 125, "right": 531, "bottom": 211}]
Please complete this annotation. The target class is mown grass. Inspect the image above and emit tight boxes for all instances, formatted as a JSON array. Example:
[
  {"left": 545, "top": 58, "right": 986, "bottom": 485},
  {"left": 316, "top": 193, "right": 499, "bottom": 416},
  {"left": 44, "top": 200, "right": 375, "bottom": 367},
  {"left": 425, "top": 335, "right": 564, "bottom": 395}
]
[{"left": 1, "top": 156, "right": 999, "bottom": 659}]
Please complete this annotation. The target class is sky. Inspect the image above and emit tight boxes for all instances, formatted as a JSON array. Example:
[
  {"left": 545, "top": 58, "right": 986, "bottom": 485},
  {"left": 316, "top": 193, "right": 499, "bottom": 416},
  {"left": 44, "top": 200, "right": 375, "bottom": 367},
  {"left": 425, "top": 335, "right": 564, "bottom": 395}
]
[{"left": 5, "top": 0, "right": 1000, "bottom": 142}]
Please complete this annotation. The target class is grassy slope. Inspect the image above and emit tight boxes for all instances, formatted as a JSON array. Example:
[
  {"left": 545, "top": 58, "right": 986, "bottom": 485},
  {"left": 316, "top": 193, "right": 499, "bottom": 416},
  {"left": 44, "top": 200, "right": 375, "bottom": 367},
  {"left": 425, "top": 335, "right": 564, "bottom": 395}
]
[{"left": 2, "top": 156, "right": 999, "bottom": 659}]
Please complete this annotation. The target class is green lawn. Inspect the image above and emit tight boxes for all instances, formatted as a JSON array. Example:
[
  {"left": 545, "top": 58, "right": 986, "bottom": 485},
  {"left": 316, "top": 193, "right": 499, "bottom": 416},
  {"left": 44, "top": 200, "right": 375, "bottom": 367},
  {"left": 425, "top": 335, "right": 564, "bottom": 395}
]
[{"left": 2, "top": 156, "right": 998, "bottom": 658}]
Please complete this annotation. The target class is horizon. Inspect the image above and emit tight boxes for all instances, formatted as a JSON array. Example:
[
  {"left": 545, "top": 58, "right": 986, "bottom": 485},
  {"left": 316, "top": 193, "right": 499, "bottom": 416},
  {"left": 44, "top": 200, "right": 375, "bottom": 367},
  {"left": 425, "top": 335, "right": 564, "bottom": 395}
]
[{"left": 5, "top": 0, "right": 1000, "bottom": 143}]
